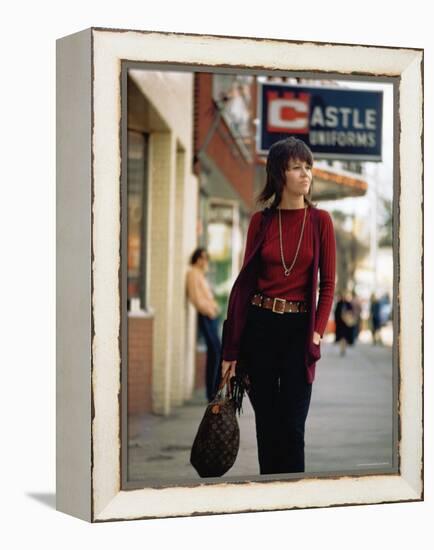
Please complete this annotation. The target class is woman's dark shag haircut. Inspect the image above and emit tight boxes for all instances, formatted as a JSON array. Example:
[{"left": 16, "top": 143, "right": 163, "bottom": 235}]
[{"left": 257, "top": 137, "right": 315, "bottom": 209}]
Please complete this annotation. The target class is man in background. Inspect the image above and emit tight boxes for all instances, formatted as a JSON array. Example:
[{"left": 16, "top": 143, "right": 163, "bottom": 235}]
[{"left": 186, "top": 248, "right": 221, "bottom": 402}]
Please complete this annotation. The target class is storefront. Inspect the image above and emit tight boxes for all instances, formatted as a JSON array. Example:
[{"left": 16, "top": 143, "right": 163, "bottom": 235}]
[{"left": 126, "top": 69, "right": 199, "bottom": 416}]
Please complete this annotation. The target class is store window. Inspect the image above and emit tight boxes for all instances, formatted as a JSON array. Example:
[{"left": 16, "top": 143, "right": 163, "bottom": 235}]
[
  {"left": 205, "top": 200, "right": 240, "bottom": 334},
  {"left": 127, "top": 130, "right": 149, "bottom": 312}
]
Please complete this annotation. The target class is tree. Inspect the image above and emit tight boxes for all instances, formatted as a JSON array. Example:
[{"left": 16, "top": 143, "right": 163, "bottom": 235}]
[
  {"left": 330, "top": 210, "right": 369, "bottom": 292},
  {"left": 378, "top": 197, "right": 393, "bottom": 248}
]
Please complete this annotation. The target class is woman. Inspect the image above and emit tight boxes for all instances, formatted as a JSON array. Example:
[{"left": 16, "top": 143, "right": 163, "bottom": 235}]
[
  {"left": 220, "top": 137, "right": 336, "bottom": 475},
  {"left": 186, "top": 248, "right": 221, "bottom": 402}
]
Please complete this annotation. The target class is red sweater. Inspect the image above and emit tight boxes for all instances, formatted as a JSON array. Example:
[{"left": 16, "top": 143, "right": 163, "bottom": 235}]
[{"left": 245, "top": 207, "right": 336, "bottom": 337}]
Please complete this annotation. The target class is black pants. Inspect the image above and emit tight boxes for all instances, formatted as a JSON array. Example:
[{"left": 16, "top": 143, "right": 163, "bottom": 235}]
[
  {"left": 241, "top": 303, "right": 312, "bottom": 475},
  {"left": 198, "top": 314, "right": 221, "bottom": 402}
]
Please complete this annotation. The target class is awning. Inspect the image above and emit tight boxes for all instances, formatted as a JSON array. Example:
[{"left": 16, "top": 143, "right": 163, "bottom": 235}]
[
  {"left": 311, "top": 165, "right": 368, "bottom": 200},
  {"left": 255, "top": 158, "right": 368, "bottom": 201}
]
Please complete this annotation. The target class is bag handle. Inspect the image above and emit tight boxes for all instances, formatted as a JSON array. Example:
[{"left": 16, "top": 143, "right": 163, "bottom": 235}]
[
  {"left": 217, "top": 367, "right": 232, "bottom": 391},
  {"left": 214, "top": 368, "right": 233, "bottom": 400}
]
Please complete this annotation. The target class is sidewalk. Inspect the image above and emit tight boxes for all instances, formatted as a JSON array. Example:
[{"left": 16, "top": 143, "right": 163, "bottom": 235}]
[{"left": 127, "top": 331, "right": 394, "bottom": 483}]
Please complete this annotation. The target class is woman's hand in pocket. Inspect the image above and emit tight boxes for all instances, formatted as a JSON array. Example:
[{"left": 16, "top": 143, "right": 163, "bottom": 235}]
[{"left": 221, "top": 359, "right": 237, "bottom": 379}]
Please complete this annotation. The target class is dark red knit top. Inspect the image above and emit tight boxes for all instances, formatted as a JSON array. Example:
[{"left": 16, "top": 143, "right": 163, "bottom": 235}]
[{"left": 247, "top": 206, "right": 336, "bottom": 337}]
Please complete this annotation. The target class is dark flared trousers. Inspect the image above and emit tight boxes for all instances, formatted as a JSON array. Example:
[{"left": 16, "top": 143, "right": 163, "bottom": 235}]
[{"left": 241, "top": 303, "right": 312, "bottom": 475}]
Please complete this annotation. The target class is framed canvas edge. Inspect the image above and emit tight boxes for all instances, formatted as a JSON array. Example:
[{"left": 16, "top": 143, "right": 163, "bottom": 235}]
[
  {"left": 90, "top": 25, "right": 424, "bottom": 55},
  {"left": 93, "top": 476, "right": 422, "bottom": 523},
  {"left": 56, "top": 27, "right": 93, "bottom": 523},
  {"left": 89, "top": 28, "right": 423, "bottom": 522}
]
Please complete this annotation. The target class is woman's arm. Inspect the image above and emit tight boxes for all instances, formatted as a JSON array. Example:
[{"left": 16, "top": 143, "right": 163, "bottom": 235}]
[
  {"left": 221, "top": 211, "right": 262, "bottom": 365},
  {"left": 314, "top": 210, "right": 337, "bottom": 338},
  {"left": 241, "top": 211, "right": 262, "bottom": 268}
]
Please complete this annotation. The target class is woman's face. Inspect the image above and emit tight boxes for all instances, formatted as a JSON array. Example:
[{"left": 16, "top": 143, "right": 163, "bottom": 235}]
[{"left": 284, "top": 157, "right": 313, "bottom": 197}]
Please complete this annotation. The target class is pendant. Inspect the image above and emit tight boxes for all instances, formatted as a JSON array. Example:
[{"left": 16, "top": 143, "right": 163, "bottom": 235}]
[{"left": 284, "top": 269, "right": 291, "bottom": 277}]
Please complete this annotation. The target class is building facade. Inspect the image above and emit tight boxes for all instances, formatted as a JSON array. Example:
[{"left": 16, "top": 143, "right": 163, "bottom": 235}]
[{"left": 127, "top": 69, "right": 199, "bottom": 416}]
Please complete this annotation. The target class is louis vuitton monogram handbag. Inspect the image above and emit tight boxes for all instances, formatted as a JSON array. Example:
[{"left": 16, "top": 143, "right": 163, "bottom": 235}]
[{"left": 190, "top": 369, "right": 244, "bottom": 478}]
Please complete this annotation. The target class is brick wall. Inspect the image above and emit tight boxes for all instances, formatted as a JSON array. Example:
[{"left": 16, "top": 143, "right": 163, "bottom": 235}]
[
  {"left": 127, "top": 316, "right": 153, "bottom": 415},
  {"left": 194, "top": 349, "right": 207, "bottom": 390},
  {"left": 193, "top": 73, "right": 256, "bottom": 209}
]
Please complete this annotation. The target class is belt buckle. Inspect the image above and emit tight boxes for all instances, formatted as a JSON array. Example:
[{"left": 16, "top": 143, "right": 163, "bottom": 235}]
[{"left": 272, "top": 297, "right": 286, "bottom": 314}]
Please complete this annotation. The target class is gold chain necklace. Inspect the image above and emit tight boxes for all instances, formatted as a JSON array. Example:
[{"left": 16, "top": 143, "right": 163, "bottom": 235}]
[{"left": 278, "top": 205, "right": 308, "bottom": 277}]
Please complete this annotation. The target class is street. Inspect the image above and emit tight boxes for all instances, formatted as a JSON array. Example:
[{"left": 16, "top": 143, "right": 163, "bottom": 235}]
[{"left": 127, "top": 329, "right": 394, "bottom": 484}]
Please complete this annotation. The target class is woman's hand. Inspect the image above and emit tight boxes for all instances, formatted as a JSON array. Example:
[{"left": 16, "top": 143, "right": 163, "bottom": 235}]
[
  {"left": 221, "top": 359, "right": 237, "bottom": 379},
  {"left": 313, "top": 331, "right": 321, "bottom": 345}
]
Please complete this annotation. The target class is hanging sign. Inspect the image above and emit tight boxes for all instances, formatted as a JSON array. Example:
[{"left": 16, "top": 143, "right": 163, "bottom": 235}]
[{"left": 258, "top": 82, "right": 383, "bottom": 161}]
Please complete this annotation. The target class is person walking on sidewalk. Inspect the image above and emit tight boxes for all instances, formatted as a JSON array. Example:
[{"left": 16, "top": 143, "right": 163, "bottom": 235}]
[
  {"left": 351, "top": 290, "right": 362, "bottom": 343},
  {"left": 220, "top": 137, "right": 336, "bottom": 475},
  {"left": 369, "top": 292, "right": 383, "bottom": 346},
  {"left": 334, "top": 290, "right": 356, "bottom": 356},
  {"left": 186, "top": 248, "right": 221, "bottom": 402}
]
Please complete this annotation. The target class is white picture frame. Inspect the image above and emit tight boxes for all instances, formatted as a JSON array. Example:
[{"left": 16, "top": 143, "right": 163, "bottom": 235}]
[{"left": 56, "top": 27, "right": 423, "bottom": 522}]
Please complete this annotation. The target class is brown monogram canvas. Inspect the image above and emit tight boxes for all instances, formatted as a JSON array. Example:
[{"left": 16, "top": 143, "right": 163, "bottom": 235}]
[{"left": 190, "top": 395, "right": 240, "bottom": 477}]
